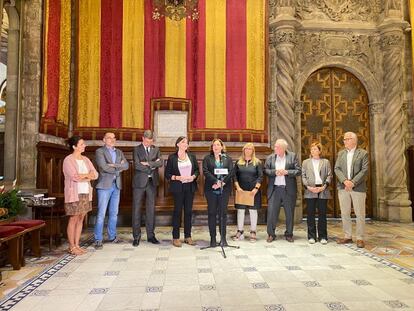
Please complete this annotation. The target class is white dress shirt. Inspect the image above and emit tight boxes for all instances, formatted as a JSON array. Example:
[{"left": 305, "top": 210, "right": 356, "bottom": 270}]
[
  {"left": 312, "top": 158, "right": 323, "bottom": 185},
  {"left": 346, "top": 147, "right": 356, "bottom": 180},
  {"left": 274, "top": 155, "right": 286, "bottom": 186}
]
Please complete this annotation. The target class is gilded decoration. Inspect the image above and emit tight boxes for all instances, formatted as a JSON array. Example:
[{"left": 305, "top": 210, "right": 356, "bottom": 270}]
[
  {"left": 296, "top": 31, "right": 382, "bottom": 77},
  {"left": 295, "top": 0, "right": 383, "bottom": 22}
]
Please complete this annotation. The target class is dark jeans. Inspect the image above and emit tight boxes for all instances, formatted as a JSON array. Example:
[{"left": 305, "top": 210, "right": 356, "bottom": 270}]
[
  {"left": 205, "top": 190, "right": 230, "bottom": 240},
  {"left": 306, "top": 198, "right": 328, "bottom": 240},
  {"left": 172, "top": 183, "right": 194, "bottom": 239}
]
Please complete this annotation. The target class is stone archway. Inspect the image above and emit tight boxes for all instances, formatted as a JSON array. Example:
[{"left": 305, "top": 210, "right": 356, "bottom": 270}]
[
  {"left": 300, "top": 67, "right": 371, "bottom": 218},
  {"left": 295, "top": 59, "right": 384, "bottom": 220}
]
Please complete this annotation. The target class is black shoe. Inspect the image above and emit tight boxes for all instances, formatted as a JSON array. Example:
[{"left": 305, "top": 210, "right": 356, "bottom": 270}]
[
  {"left": 210, "top": 237, "right": 217, "bottom": 247},
  {"left": 94, "top": 241, "right": 103, "bottom": 250},
  {"left": 132, "top": 238, "right": 140, "bottom": 247},
  {"left": 148, "top": 237, "right": 160, "bottom": 244}
]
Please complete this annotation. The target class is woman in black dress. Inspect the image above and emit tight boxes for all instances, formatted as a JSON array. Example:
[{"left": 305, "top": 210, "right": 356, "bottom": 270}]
[
  {"left": 165, "top": 136, "right": 199, "bottom": 247},
  {"left": 232, "top": 143, "right": 263, "bottom": 242},
  {"left": 202, "top": 139, "right": 233, "bottom": 247}
]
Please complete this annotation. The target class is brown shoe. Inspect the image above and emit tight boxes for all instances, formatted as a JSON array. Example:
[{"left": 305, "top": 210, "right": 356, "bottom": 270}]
[
  {"left": 337, "top": 238, "right": 353, "bottom": 244},
  {"left": 285, "top": 236, "right": 294, "bottom": 243},
  {"left": 356, "top": 240, "right": 365, "bottom": 248},
  {"left": 172, "top": 239, "right": 182, "bottom": 247},
  {"left": 266, "top": 235, "right": 275, "bottom": 243},
  {"left": 184, "top": 237, "right": 196, "bottom": 246}
]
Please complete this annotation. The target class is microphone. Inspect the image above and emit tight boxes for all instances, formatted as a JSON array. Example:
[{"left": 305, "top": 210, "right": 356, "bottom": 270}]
[{"left": 218, "top": 153, "right": 227, "bottom": 159}]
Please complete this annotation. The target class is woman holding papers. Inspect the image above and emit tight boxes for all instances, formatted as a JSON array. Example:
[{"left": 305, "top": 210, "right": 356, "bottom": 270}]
[
  {"left": 202, "top": 139, "right": 234, "bottom": 247},
  {"left": 232, "top": 143, "right": 263, "bottom": 242},
  {"left": 165, "top": 136, "right": 199, "bottom": 248}
]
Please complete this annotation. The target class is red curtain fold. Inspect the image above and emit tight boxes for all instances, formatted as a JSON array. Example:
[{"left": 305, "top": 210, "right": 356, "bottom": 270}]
[
  {"left": 226, "top": 0, "right": 247, "bottom": 129},
  {"left": 144, "top": 0, "right": 166, "bottom": 129},
  {"left": 45, "top": 0, "right": 61, "bottom": 119},
  {"left": 100, "top": 0, "right": 123, "bottom": 128}
]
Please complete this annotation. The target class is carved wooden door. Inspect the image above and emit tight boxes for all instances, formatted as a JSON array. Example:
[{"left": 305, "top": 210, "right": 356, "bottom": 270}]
[{"left": 300, "top": 68, "right": 371, "bottom": 218}]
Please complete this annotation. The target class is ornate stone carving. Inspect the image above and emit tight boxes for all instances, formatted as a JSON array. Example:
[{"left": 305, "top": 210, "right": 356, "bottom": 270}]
[
  {"left": 386, "top": 0, "right": 401, "bottom": 10},
  {"left": 382, "top": 35, "right": 410, "bottom": 204},
  {"left": 380, "top": 33, "right": 404, "bottom": 49},
  {"left": 295, "top": 0, "right": 383, "bottom": 22},
  {"left": 296, "top": 31, "right": 382, "bottom": 77},
  {"left": 275, "top": 29, "right": 297, "bottom": 45},
  {"left": 268, "top": 100, "right": 278, "bottom": 114},
  {"left": 368, "top": 102, "right": 384, "bottom": 115},
  {"left": 276, "top": 42, "right": 296, "bottom": 150},
  {"left": 269, "top": 0, "right": 276, "bottom": 19},
  {"left": 276, "top": 0, "right": 295, "bottom": 6}
]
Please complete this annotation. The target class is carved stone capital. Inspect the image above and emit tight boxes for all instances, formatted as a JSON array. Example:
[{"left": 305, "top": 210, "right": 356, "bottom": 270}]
[
  {"left": 268, "top": 100, "right": 278, "bottom": 114},
  {"left": 380, "top": 32, "right": 403, "bottom": 49},
  {"left": 294, "top": 100, "right": 304, "bottom": 113},
  {"left": 275, "top": 29, "right": 297, "bottom": 46},
  {"left": 368, "top": 101, "right": 384, "bottom": 115}
]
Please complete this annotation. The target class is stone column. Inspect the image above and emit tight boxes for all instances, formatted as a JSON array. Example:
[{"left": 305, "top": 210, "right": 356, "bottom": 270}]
[
  {"left": 274, "top": 27, "right": 297, "bottom": 152},
  {"left": 3, "top": 2, "right": 19, "bottom": 181},
  {"left": 368, "top": 101, "right": 387, "bottom": 220},
  {"left": 18, "top": 0, "right": 42, "bottom": 188},
  {"left": 268, "top": 30, "right": 277, "bottom": 144},
  {"left": 294, "top": 100, "right": 304, "bottom": 222},
  {"left": 380, "top": 29, "right": 412, "bottom": 222}
]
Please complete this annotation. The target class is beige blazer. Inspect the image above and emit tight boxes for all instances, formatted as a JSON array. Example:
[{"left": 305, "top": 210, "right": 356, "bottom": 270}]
[
  {"left": 334, "top": 148, "right": 369, "bottom": 192},
  {"left": 301, "top": 157, "right": 332, "bottom": 199}
]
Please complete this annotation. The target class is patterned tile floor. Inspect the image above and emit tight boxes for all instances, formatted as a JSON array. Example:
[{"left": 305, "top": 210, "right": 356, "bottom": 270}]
[{"left": 0, "top": 220, "right": 413, "bottom": 311}]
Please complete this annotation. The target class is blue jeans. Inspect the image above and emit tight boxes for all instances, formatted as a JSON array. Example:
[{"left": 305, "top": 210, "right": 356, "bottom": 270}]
[{"left": 94, "top": 183, "right": 120, "bottom": 242}]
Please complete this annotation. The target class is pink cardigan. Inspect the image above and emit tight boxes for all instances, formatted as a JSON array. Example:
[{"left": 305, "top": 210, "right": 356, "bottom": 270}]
[{"left": 63, "top": 154, "right": 99, "bottom": 203}]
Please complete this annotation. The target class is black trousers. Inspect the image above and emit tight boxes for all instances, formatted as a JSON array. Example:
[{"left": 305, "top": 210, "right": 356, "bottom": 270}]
[
  {"left": 171, "top": 183, "right": 194, "bottom": 239},
  {"left": 132, "top": 180, "right": 156, "bottom": 240},
  {"left": 267, "top": 186, "right": 296, "bottom": 238},
  {"left": 306, "top": 198, "right": 328, "bottom": 240},
  {"left": 205, "top": 190, "right": 230, "bottom": 240}
]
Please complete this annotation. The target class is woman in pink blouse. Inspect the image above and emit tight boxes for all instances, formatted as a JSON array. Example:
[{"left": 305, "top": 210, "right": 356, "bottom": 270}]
[{"left": 63, "top": 136, "right": 98, "bottom": 255}]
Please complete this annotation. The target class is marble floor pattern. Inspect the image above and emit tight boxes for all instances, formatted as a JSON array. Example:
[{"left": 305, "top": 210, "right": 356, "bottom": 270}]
[{"left": 0, "top": 221, "right": 413, "bottom": 311}]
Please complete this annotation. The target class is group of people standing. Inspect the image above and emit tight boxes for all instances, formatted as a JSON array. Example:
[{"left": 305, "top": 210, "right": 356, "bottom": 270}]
[{"left": 61, "top": 130, "right": 369, "bottom": 255}]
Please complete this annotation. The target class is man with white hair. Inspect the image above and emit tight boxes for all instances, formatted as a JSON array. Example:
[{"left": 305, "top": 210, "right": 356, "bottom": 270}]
[
  {"left": 334, "top": 131, "right": 369, "bottom": 248},
  {"left": 264, "top": 139, "right": 301, "bottom": 242}
]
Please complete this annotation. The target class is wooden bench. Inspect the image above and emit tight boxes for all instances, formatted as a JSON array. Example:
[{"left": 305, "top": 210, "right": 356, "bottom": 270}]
[
  {"left": 1, "top": 220, "right": 46, "bottom": 269},
  {"left": 0, "top": 225, "right": 26, "bottom": 270}
]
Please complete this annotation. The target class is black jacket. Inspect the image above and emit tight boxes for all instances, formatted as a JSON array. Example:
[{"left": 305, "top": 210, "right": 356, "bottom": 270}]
[
  {"left": 202, "top": 154, "right": 234, "bottom": 194},
  {"left": 165, "top": 152, "right": 199, "bottom": 193}
]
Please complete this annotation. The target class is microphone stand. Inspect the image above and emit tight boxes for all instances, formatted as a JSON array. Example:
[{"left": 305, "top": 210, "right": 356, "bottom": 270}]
[{"left": 200, "top": 154, "right": 239, "bottom": 258}]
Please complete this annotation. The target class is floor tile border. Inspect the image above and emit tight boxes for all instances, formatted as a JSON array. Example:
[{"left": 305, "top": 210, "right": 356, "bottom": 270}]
[
  {"left": 0, "top": 236, "right": 94, "bottom": 310},
  {"left": 345, "top": 244, "right": 414, "bottom": 278}
]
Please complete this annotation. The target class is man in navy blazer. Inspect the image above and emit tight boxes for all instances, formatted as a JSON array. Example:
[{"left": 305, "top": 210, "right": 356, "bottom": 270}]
[
  {"left": 132, "top": 130, "right": 163, "bottom": 246},
  {"left": 264, "top": 139, "right": 301, "bottom": 242},
  {"left": 94, "top": 132, "right": 129, "bottom": 249}
]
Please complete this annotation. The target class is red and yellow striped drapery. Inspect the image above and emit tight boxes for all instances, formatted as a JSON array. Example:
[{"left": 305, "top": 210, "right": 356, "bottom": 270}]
[
  {"left": 41, "top": 0, "right": 71, "bottom": 137},
  {"left": 77, "top": 0, "right": 266, "bottom": 135}
]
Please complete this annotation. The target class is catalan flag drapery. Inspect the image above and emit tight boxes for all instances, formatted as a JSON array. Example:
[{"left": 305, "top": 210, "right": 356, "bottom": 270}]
[
  {"left": 41, "top": 0, "right": 71, "bottom": 136},
  {"left": 42, "top": 0, "right": 267, "bottom": 139}
]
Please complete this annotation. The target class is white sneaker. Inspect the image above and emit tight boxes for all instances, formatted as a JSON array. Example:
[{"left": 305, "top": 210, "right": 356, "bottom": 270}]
[
  {"left": 308, "top": 238, "right": 316, "bottom": 244},
  {"left": 320, "top": 239, "right": 328, "bottom": 245}
]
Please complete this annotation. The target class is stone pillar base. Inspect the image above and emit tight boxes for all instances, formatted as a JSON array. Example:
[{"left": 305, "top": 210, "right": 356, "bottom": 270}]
[{"left": 386, "top": 199, "right": 412, "bottom": 222}]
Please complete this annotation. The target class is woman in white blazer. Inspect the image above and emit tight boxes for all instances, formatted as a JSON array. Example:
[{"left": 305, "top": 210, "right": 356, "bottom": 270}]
[{"left": 301, "top": 142, "right": 332, "bottom": 244}]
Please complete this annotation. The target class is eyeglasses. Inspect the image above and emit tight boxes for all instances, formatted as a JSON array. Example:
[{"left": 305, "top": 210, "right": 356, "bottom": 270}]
[{"left": 343, "top": 138, "right": 353, "bottom": 141}]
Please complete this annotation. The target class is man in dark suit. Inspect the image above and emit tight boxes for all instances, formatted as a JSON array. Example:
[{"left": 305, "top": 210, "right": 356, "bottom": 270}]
[
  {"left": 334, "top": 132, "right": 369, "bottom": 248},
  {"left": 94, "top": 132, "right": 129, "bottom": 250},
  {"left": 264, "top": 139, "right": 301, "bottom": 242},
  {"left": 132, "top": 130, "right": 162, "bottom": 246}
]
